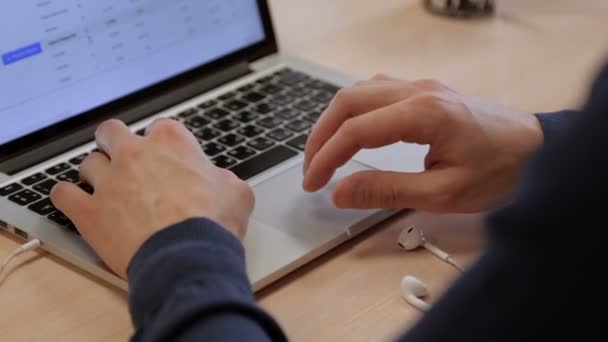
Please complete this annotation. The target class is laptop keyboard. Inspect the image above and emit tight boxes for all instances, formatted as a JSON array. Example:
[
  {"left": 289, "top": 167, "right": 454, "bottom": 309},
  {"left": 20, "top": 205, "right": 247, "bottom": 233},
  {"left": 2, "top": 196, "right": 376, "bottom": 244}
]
[{"left": 0, "top": 67, "right": 339, "bottom": 234}]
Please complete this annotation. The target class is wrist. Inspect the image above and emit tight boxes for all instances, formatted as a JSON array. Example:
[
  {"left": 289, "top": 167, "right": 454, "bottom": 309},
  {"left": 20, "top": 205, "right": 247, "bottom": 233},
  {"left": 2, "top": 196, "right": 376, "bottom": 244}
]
[{"left": 522, "top": 113, "right": 545, "bottom": 154}]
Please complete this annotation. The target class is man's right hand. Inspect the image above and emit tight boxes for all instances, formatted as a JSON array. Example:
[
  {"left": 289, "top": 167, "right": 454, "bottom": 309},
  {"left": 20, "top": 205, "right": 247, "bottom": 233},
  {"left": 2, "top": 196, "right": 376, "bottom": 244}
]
[{"left": 303, "top": 74, "right": 544, "bottom": 213}]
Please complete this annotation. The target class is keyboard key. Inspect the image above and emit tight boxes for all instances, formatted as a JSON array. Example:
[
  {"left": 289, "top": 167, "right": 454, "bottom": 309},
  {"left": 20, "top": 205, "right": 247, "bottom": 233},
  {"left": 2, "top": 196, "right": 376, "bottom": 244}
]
[
  {"left": 28, "top": 198, "right": 57, "bottom": 216},
  {"left": 205, "top": 108, "right": 230, "bottom": 120},
  {"left": 213, "top": 119, "right": 240, "bottom": 132},
  {"left": 177, "top": 108, "right": 198, "bottom": 119},
  {"left": 276, "top": 108, "right": 299, "bottom": 120},
  {"left": 185, "top": 116, "right": 210, "bottom": 130},
  {"left": 203, "top": 143, "right": 226, "bottom": 156},
  {"left": 198, "top": 99, "right": 218, "bottom": 109},
  {"left": 294, "top": 100, "right": 317, "bottom": 111},
  {"left": 8, "top": 189, "right": 42, "bottom": 206},
  {"left": 227, "top": 146, "right": 257, "bottom": 160},
  {"left": 237, "top": 84, "right": 255, "bottom": 92},
  {"left": 247, "top": 137, "right": 275, "bottom": 151},
  {"left": 242, "top": 91, "right": 266, "bottom": 103},
  {"left": 289, "top": 87, "right": 311, "bottom": 98},
  {"left": 0, "top": 183, "right": 23, "bottom": 197},
  {"left": 45, "top": 163, "right": 70, "bottom": 175},
  {"left": 33, "top": 179, "right": 58, "bottom": 196},
  {"left": 212, "top": 155, "right": 238, "bottom": 169},
  {"left": 304, "top": 108, "right": 324, "bottom": 123},
  {"left": 21, "top": 173, "right": 47, "bottom": 186},
  {"left": 279, "top": 73, "right": 307, "bottom": 86},
  {"left": 229, "top": 145, "right": 298, "bottom": 180},
  {"left": 237, "top": 125, "right": 264, "bottom": 138},
  {"left": 69, "top": 153, "right": 89, "bottom": 165},
  {"left": 233, "top": 110, "right": 259, "bottom": 123},
  {"left": 254, "top": 103, "right": 275, "bottom": 114},
  {"left": 225, "top": 100, "right": 248, "bottom": 111},
  {"left": 307, "top": 79, "right": 340, "bottom": 93},
  {"left": 286, "top": 119, "right": 312, "bottom": 132},
  {"left": 195, "top": 127, "right": 222, "bottom": 141},
  {"left": 322, "top": 83, "right": 340, "bottom": 94},
  {"left": 78, "top": 182, "right": 94, "bottom": 194},
  {"left": 287, "top": 134, "right": 308, "bottom": 151},
  {"left": 256, "top": 75, "right": 273, "bottom": 84},
  {"left": 259, "top": 84, "right": 282, "bottom": 94},
  {"left": 267, "top": 128, "right": 294, "bottom": 141},
  {"left": 257, "top": 116, "right": 283, "bottom": 129},
  {"left": 312, "top": 91, "right": 335, "bottom": 103},
  {"left": 270, "top": 94, "right": 293, "bottom": 106},
  {"left": 218, "top": 133, "right": 245, "bottom": 147},
  {"left": 48, "top": 211, "right": 72, "bottom": 227},
  {"left": 218, "top": 91, "right": 236, "bottom": 101},
  {"left": 56, "top": 169, "right": 80, "bottom": 183}
]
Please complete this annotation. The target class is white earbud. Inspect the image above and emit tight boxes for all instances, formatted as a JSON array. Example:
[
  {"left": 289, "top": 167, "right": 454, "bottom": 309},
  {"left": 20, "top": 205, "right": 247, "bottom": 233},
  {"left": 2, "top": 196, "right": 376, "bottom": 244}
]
[
  {"left": 397, "top": 226, "right": 462, "bottom": 272},
  {"left": 401, "top": 275, "right": 431, "bottom": 311},
  {"left": 397, "top": 226, "right": 463, "bottom": 312}
]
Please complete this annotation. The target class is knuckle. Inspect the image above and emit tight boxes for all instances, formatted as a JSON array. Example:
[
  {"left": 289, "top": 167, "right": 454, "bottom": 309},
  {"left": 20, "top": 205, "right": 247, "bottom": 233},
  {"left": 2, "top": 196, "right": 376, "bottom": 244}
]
[
  {"left": 427, "top": 182, "right": 459, "bottom": 212},
  {"left": 409, "top": 93, "right": 444, "bottom": 109},
  {"left": 155, "top": 118, "right": 184, "bottom": 136},
  {"left": 232, "top": 177, "right": 255, "bottom": 208},
  {"left": 340, "top": 118, "right": 359, "bottom": 137},
  {"left": 413, "top": 78, "right": 444, "bottom": 91},
  {"left": 115, "top": 140, "right": 143, "bottom": 160},
  {"left": 333, "top": 88, "right": 353, "bottom": 105},
  {"left": 371, "top": 73, "right": 390, "bottom": 80},
  {"left": 353, "top": 80, "right": 370, "bottom": 87},
  {"left": 380, "top": 185, "right": 405, "bottom": 208}
]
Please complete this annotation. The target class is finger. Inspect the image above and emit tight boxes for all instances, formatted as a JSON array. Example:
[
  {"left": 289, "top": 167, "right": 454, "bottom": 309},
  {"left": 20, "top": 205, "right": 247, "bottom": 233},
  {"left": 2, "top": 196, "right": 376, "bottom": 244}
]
[
  {"left": 303, "top": 99, "right": 438, "bottom": 192},
  {"left": 95, "top": 119, "right": 137, "bottom": 159},
  {"left": 331, "top": 169, "right": 457, "bottom": 210},
  {"left": 145, "top": 118, "right": 207, "bottom": 159},
  {"left": 79, "top": 152, "right": 111, "bottom": 187},
  {"left": 304, "top": 83, "right": 417, "bottom": 173},
  {"left": 50, "top": 182, "right": 94, "bottom": 227}
]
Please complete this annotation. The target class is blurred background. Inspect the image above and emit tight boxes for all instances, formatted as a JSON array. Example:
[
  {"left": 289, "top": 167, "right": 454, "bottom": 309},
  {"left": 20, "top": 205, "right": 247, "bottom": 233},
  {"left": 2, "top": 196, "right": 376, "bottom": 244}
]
[{"left": 268, "top": 0, "right": 608, "bottom": 116}]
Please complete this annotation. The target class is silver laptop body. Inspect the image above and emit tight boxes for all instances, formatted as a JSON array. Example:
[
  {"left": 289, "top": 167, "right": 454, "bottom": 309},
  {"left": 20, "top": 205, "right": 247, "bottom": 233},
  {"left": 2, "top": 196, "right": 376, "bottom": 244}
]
[{"left": 0, "top": 1, "right": 426, "bottom": 291}]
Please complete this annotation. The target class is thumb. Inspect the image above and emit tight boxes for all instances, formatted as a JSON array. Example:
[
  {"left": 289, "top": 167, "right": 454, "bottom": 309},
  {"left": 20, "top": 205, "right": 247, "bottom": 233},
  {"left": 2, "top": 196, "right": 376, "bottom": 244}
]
[
  {"left": 50, "top": 182, "right": 95, "bottom": 228},
  {"left": 332, "top": 169, "right": 459, "bottom": 211}
]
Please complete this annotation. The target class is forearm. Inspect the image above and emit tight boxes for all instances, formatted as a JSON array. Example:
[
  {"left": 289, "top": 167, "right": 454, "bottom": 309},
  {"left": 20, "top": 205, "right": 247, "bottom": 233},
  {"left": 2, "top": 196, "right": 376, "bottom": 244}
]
[{"left": 127, "top": 218, "right": 287, "bottom": 342}]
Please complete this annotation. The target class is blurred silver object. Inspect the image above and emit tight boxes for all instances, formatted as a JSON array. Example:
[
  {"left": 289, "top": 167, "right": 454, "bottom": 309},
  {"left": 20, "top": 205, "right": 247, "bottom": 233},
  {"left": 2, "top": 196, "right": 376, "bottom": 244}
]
[{"left": 423, "top": 0, "right": 495, "bottom": 17}]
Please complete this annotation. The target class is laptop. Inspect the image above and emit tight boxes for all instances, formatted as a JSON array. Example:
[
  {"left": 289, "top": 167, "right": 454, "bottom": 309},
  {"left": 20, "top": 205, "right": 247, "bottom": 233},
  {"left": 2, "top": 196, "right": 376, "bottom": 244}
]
[{"left": 0, "top": 1, "right": 426, "bottom": 292}]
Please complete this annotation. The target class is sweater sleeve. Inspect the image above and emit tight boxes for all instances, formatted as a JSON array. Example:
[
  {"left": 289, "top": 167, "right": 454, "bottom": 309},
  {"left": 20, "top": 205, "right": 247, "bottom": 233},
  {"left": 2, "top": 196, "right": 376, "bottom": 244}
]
[
  {"left": 126, "top": 218, "right": 288, "bottom": 342},
  {"left": 534, "top": 109, "right": 579, "bottom": 145}
]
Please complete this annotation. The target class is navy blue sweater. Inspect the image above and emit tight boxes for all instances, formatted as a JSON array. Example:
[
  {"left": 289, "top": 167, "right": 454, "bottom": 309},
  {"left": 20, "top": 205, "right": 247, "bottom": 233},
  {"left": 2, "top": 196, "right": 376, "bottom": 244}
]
[{"left": 127, "top": 63, "right": 608, "bottom": 341}]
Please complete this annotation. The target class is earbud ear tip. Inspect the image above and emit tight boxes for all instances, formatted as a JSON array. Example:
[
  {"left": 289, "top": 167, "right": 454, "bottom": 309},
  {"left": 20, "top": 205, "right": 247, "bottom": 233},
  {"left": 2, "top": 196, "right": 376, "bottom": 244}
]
[{"left": 401, "top": 275, "right": 429, "bottom": 297}]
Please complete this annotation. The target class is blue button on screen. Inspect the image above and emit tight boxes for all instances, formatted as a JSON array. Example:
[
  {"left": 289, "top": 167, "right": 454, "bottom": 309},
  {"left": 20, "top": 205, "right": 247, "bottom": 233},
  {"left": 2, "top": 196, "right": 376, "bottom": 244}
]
[{"left": 2, "top": 43, "right": 43, "bottom": 66}]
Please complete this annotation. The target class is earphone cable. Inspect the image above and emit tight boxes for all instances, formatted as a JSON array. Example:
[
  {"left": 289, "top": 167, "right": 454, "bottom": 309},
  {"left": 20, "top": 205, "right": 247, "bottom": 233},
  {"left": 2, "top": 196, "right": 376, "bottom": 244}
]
[{"left": 0, "top": 239, "right": 42, "bottom": 278}]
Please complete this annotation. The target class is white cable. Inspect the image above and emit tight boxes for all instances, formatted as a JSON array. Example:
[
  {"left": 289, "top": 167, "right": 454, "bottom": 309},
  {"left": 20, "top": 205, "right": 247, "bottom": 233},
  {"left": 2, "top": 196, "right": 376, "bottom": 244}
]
[
  {"left": 0, "top": 239, "right": 42, "bottom": 277},
  {"left": 422, "top": 241, "right": 463, "bottom": 272}
]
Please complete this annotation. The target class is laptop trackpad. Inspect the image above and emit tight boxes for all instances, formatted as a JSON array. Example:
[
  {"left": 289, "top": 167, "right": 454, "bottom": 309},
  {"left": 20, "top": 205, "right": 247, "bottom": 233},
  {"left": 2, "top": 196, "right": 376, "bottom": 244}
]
[{"left": 251, "top": 161, "right": 379, "bottom": 244}]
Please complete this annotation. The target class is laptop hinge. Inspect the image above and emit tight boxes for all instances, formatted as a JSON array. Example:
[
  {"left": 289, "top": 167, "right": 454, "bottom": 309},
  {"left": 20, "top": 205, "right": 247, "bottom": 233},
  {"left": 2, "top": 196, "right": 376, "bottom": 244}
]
[{"left": 1, "top": 60, "right": 252, "bottom": 175}]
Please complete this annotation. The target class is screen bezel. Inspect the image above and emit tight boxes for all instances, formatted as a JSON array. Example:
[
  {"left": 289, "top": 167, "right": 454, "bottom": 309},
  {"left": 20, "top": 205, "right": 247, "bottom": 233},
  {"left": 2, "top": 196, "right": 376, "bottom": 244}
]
[{"left": 0, "top": 0, "right": 277, "bottom": 161}]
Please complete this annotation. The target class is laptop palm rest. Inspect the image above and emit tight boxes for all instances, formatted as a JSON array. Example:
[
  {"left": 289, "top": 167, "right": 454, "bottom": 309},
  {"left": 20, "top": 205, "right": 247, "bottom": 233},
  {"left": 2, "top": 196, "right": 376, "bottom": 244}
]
[{"left": 244, "top": 160, "right": 381, "bottom": 289}]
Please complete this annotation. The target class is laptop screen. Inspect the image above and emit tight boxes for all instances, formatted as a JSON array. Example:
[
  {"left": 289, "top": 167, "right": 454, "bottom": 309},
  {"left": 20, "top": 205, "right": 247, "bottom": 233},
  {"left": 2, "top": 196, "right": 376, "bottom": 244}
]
[{"left": 0, "top": 1, "right": 266, "bottom": 145}]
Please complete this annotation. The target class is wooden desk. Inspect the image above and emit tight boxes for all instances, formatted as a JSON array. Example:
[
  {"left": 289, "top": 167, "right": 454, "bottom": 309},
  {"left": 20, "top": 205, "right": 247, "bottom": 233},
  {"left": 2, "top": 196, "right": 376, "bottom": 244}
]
[{"left": 2, "top": 1, "right": 608, "bottom": 341}]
